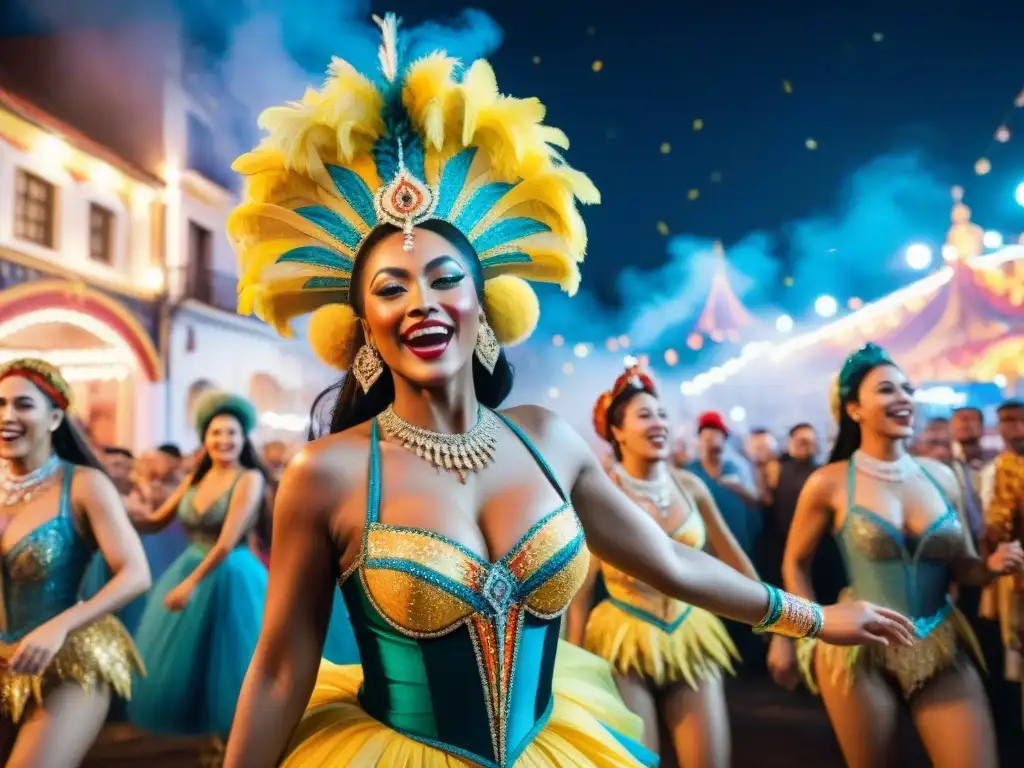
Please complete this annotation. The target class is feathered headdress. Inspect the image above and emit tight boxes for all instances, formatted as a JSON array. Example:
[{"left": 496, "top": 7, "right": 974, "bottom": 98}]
[
  {"left": 229, "top": 13, "right": 599, "bottom": 369},
  {"left": 592, "top": 363, "right": 658, "bottom": 441},
  {"left": 0, "top": 358, "right": 72, "bottom": 410}
]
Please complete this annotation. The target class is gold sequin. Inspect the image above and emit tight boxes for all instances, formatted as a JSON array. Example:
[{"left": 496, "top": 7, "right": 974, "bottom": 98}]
[
  {"left": 847, "top": 514, "right": 902, "bottom": 559},
  {"left": 0, "top": 614, "right": 144, "bottom": 722},
  {"left": 527, "top": 545, "right": 589, "bottom": 617},
  {"left": 599, "top": 513, "right": 705, "bottom": 624},
  {"left": 362, "top": 568, "right": 477, "bottom": 636}
]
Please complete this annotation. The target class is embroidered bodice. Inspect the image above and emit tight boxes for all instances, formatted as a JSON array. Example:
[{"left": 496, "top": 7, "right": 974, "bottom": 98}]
[
  {"left": 1, "top": 463, "right": 92, "bottom": 642},
  {"left": 177, "top": 473, "right": 242, "bottom": 546},
  {"left": 837, "top": 458, "right": 966, "bottom": 626},
  {"left": 600, "top": 476, "right": 704, "bottom": 632},
  {"left": 338, "top": 414, "right": 590, "bottom": 768}
]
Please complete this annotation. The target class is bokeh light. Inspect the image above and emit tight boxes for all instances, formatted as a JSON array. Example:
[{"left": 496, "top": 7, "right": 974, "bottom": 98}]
[
  {"left": 814, "top": 295, "right": 838, "bottom": 318},
  {"left": 775, "top": 314, "right": 793, "bottom": 333},
  {"left": 905, "top": 243, "right": 933, "bottom": 271},
  {"left": 982, "top": 230, "right": 1003, "bottom": 249}
]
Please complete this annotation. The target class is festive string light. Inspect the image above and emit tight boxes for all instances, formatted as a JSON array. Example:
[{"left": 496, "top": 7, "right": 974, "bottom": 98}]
[
  {"left": 983, "top": 231, "right": 1004, "bottom": 249},
  {"left": 687, "top": 188, "right": 700, "bottom": 200},
  {"left": 552, "top": 334, "right": 564, "bottom": 347},
  {"left": 693, "top": 118, "right": 703, "bottom": 131},
  {"left": 775, "top": 314, "right": 793, "bottom": 333},
  {"left": 995, "top": 126, "right": 1010, "bottom": 143},
  {"left": 905, "top": 243, "right": 933, "bottom": 270},
  {"left": 814, "top": 295, "right": 838, "bottom": 318},
  {"left": 573, "top": 343, "right": 589, "bottom": 358},
  {"left": 617, "top": 335, "right": 631, "bottom": 348},
  {"left": 591, "top": 60, "right": 603, "bottom": 72},
  {"left": 664, "top": 348, "right": 679, "bottom": 366},
  {"left": 656, "top": 220, "right": 670, "bottom": 236},
  {"left": 782, "top": 80, "right": 793, "bottom": 94},
  {"left": 975, "top": 157, "right": 991, "bottom": 175},
  {"left": 660, "top": 142, "right": 671, "bottom": 154},
  {"left": 805, "top": 138, "right": 818, "bottom": 150}
]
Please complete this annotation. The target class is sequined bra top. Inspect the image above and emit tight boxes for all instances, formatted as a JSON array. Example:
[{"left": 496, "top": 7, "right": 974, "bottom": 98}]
[
  {"left": 837, "top": 458, "right": 965, "bottom": 624},
  {"left": 337, "top": 414, "right": 590, "bottom": 768},
  {"left": 177, "top": 473, "right": 243, "bottom": 546},
  {"left": 1, "top": 463, "right": 92, "bottom": 642},
  {"left": 601, "top": 472, "right": 704, "bottom": 632}
]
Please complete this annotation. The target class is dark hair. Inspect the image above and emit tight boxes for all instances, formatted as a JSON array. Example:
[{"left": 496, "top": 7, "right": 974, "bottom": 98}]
[
  {"left": 191, "top": 412, "right": 275, "bottom": 549},
  {"left": 605, "top": 385, "right": 654, "bottom": 461},
  {"left": 828, "top": 365, "right": 889, "bottom": 464},
  {"left": 926, "top": 416, "right": 950, "bottom": 427},
  {"left": 749, "top": 427, "right": 770, "bottom": 437},
  {"left": 315, "top": 219, "right": 515, "bottom": 436},
  {"left": 157, "top": 443, "right": 183, "bottom": 458},
  {"left": 53, "top": 418, "right": 107, "bottom": 472},
  {"left": 952, "top": 406, "right": 983, "bottom": 420},
  {"left": 788, "top": 422, "right": 815, "bottom": 437},
  {"left": 997, "top": 398, "right": 1024, "bottom": 414},
  {"left": 102, "top": 446, "right": 134, "bottom": 460}
]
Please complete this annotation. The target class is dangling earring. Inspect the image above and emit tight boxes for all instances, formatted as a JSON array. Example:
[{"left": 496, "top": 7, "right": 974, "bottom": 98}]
[
  {"left": 475, "top": 317, "right": 500, "bottom": 374},
  {"left": 352, "top": 343, "right": 383, "bottom": 393}
]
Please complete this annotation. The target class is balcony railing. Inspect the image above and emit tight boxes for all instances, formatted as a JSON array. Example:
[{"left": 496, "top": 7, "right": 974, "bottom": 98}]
[{"left": 184, "top": 266, "right": 238, "bottom": 315}]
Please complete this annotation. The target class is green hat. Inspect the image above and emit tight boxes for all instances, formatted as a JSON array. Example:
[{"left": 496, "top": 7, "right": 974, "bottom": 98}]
[{"left": 193, "top": 391, "right": 258, "bottom": 439}]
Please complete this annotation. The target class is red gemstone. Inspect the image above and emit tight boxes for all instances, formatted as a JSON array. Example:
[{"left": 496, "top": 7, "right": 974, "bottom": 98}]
[{"left": 390, "top": 179, "right": 423, "bottom": 215}]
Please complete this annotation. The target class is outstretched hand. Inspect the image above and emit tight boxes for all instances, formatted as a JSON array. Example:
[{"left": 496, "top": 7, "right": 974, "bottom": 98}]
[{"left": 818, "top": 600, "right": 916, "bottom": 647}]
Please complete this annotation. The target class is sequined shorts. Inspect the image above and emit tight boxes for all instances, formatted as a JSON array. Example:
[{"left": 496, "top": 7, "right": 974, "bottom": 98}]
[{"left": 0, "top": 614, "right": 144, "bottom": 722}]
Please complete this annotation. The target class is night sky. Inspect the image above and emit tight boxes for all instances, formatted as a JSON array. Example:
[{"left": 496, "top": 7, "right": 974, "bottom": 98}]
[
  {"left": 377, "top": 1, "right": 1023, "bottom": 311},
  {"left": 3, "top": 0, "right": 1022, "bottom": 348}
]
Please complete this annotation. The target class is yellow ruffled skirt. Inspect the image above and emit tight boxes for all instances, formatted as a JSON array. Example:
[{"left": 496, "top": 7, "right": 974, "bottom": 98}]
[
  {"left": 0, "top": 614, "right": 144, "bottom": 722},
  {"left": 284, "top": 641, "right": 653, "bottom": 767},
  {"left": 797, "top": 604, "right": 984, "bottom": 699},
  {"left": 584, "top": 599, "right": 738, "bottom": 688}
]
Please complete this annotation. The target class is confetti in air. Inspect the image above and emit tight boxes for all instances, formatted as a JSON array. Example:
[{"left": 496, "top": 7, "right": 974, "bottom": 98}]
[
  {"left": 974, "top": 157, "right": 991, "bottom": 175},
  {"left": 660, "top": 142, "right": 671, "bottom": 154},
  {"left": 783, "top": 276, "right": 794, "bottom": 287},
  {"left": 782, "top": 79, "right": 793, "bottom": 94},
  {"left": 805, "top": 138, "right": 818, "bottom": 150},
  {"left": 532, "top": 55, "right": 541, "bottom": 64},
  {"left": 872, "top": 32, "right": 884, "bottom": 42},
  {"left": 693, "top": 118, "right": 704, "bottom": 131},
  {"left": 656, "top": 221, "right": 670, "bottom": 236},
  {"left": 687, "top": 188, "right": 700, "bottom": 200},
  {"left": 995, "top": 125, "right": 1010, "bottom": 143},
  {"left": 591, "top": 60, "right": 603, "bottom": 72}
]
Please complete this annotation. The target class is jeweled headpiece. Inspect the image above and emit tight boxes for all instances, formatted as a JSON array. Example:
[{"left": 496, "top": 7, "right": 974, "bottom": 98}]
[
  {"left": 831, "top": 343, "right": 895, "bottom": 423},
  {"left": 229, "top": 13, "right": 598, "bottom": 370},
  {"left": 593, "top": 363, "right": 658, "bottom": 441},
  {"left": 0, "top": 358, "right": 72, "bottom": 410},
  {"left": 193, "top": 391, "right": 258, "bottom": 439}
]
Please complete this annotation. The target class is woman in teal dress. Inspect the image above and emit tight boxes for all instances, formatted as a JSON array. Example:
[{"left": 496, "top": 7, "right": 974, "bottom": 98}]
[
  {"left": 218, "top": 16, "right": 916, "bottom": 767},
  {"left": 127, "top": 391, "right": 269, "bottom": 739},
  {"left": 0, "top": 358, "right": 150, "bottom": 766},
  {"left": 776, "top": 343, "right": 1024, "bottom": 768}
]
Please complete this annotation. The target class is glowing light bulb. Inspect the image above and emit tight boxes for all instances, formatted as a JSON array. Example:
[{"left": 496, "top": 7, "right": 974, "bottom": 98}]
[
  {"left": 983, "top": 231, "right": 1003, "bottom": 250},
  {"left": 814, "top": 295, "right": 838, "bottom": 318},
  {"left": 140, "top": 266, "right": 165, "bottom": 292},
  {"left": 905, "top": 243, "right": 933, "bottom": 271}
]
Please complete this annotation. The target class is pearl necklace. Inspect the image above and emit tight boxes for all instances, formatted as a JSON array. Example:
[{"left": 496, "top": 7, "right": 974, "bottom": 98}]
[
  {"left": 852, "top": 450, "right": 917, "bottom": 483},
  {"left": 1, "top": 454, "right": 61, "bottom": 507},
  {"left": 612, "top": 463, "right": 672, "bottom": 518}
]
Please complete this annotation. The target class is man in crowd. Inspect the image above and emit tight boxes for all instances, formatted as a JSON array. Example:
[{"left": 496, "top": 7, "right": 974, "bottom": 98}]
[
  {"left": 916, "top": 416, "right": 953, "bottom": 463},
  {"left": 951, "top": 406, "right": 988, "bottom": 545}
]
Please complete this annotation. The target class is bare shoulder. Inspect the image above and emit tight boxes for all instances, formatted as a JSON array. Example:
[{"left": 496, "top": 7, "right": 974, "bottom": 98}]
[
  {"left": 69, "top": 463, "right": 117, "bottom": 500},
  {"left": 670, "top": 467, "right": 713, "bottom": 498},
  {"left": 499, "top": 403, "right": 566, "bottom": 437},
  {"left": 803, "top": 461, "right": 845, "bottom": 501},
  {"left": 283, "top": 421, "right": 373, "bottom": 497},
  {"left": 915, "top": 456, "right": 957, "bottom": 492}
]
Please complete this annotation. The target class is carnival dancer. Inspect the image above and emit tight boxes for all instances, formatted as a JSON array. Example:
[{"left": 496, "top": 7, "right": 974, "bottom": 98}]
[
  {"left": 127, "top": 391, "right": 269, "bottom": 739},
  {"left": 0, "top": 359, "right": 150, "bottom": 766},
  {"left": 566, "top": 363, "right": 756, "bottom": 767},
  {"left": 221, "top": 16, "right": 916, "bottom": 768},
  {"left": 776, "top": 343, "right": 1024, "bottom": 768}
]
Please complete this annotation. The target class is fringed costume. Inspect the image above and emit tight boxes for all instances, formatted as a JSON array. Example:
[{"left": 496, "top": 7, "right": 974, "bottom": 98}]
[
  {"left": 0, "top": 360, "right": 143, "bottom": 723},
  {"left": 586, "top": 365, "right": 737, "bottom": 688},
  {"left": 800, "top": 346, "right": 984, "bottom": 699},
  {"left": 227, "top": 13, "right": 656, "bottom": 767}
]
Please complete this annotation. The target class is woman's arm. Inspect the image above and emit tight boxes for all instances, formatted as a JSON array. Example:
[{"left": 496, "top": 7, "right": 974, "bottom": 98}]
[
  {"left": 679, "top": 470, "right": 758, "bottom": 580},
  {"left": 67, "top": 468, "right": 152, "bottom": 624},
  {"left": 780, "top": 470, "right": 835, "bottom": 602},
  {"left": 564, "top": 555, "right": 600, "bottom": 646},
  {"left": 550, "top": 412, "right": 914, "bottom": 646},
  {"left": 224, "top": 449, "right": 344, "bottom": 768},
  {"left": 131, "top": 473, "right": 193, "bottom": 534},
  {"left": 174, "top": 470, "right": 266, "bottom": 592}
]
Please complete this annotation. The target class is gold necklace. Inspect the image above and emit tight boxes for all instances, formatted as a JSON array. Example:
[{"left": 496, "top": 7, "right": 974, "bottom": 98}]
[{"left": 377, "top": 404, "right": 501, "bottom": 482}]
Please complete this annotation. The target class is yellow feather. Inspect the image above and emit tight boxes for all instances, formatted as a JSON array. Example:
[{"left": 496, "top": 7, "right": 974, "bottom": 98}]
[{"left": 403, "top": 53, "right": 460, "bottom": 151}]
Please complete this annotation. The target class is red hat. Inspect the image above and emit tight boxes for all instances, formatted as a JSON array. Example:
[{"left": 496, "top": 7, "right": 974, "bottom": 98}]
[{"left": 697, "top": 411, "right": 729, "bottom": 437}]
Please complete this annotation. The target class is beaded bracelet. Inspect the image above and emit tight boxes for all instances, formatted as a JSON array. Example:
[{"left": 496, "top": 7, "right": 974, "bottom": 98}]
[{"left": 753, "top": 583, "right": 824, "bottom": 639}]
